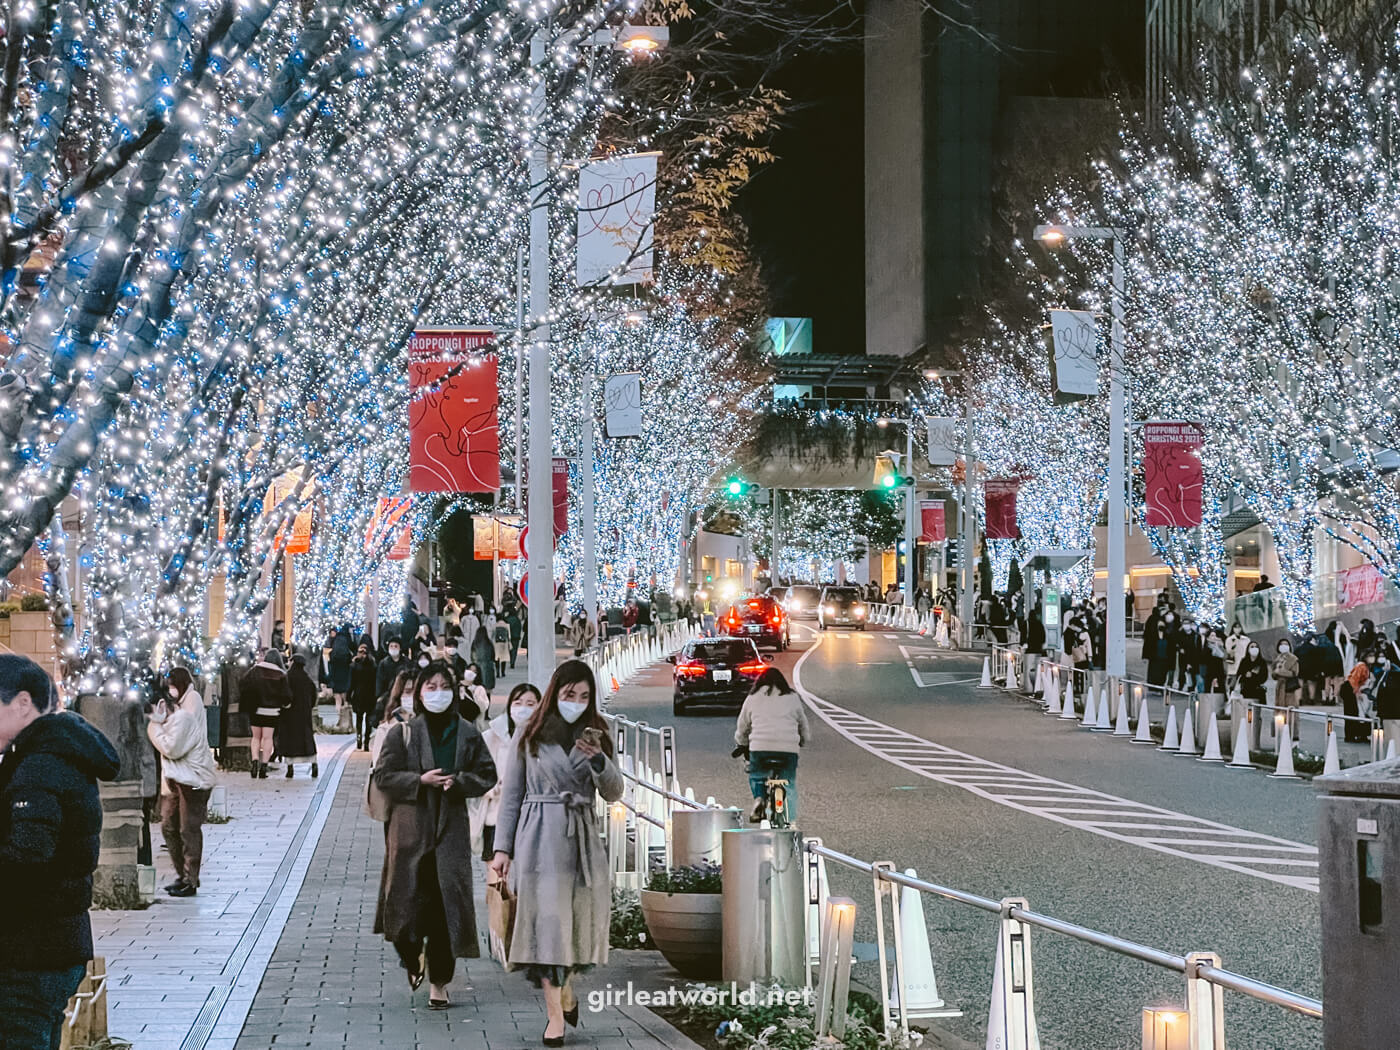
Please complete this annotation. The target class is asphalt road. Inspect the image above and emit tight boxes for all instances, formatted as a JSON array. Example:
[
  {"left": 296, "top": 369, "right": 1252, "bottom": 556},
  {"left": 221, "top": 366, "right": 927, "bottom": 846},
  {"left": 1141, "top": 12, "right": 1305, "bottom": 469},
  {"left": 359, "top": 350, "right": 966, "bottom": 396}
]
[{"left": 604, "top": 622, "right": 1324, "bottom": 1050}]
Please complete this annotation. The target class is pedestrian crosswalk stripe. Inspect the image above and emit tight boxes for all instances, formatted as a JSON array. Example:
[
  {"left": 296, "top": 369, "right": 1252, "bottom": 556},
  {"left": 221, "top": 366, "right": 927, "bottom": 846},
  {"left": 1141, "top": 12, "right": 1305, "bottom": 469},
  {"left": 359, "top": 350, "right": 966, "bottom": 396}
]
[{"left": 792, "top": 670, "right": 1319, "bottom": 892}]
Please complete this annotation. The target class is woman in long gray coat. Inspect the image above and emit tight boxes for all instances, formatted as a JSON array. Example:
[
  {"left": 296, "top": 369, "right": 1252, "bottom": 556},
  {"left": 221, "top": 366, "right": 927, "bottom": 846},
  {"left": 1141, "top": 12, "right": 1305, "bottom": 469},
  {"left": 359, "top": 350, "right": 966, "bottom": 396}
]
[
  {"left": 373, "top": 662, "right": 496, "bottom": 1009},
  {"left": 491, "top": 660, "right": 623, "bottom": 1046}
]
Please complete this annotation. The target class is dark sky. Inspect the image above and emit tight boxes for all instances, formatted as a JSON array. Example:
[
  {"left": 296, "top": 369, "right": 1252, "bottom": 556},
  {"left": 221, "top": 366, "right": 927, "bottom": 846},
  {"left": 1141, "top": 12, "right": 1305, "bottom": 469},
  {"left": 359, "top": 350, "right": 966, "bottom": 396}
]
[{"left": 737, "top": 44, "right": 865, "bottom": 356}]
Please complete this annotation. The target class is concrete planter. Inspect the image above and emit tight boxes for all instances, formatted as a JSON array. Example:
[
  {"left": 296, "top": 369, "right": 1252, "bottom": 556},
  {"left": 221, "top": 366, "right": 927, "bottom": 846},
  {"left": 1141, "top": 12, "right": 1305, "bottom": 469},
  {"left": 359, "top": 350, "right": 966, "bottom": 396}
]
[{"left": 639, "top": 890, "right": 723, "bottom": 978}]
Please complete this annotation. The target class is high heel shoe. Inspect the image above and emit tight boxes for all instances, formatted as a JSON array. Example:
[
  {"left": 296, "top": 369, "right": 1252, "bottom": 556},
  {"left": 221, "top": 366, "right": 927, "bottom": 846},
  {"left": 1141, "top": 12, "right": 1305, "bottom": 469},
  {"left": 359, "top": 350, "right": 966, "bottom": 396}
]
[
  {"left": 406, "top": 968, "right": 425, "bottom": 992},
  {"left": 543, "top": 1029, "right": 564, "bottom": 1048},
  {"left": 563, "top": 1002, "right": 579, "bottom": 1027}
]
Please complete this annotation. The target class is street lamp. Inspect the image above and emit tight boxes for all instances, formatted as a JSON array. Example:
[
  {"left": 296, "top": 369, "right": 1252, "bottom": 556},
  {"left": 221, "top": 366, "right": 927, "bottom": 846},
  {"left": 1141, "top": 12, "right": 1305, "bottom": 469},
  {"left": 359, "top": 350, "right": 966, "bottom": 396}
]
[
  {"left": 525, "top": 24, "right": 668, "bottom": 690},
  {"left": 921, "top": 369, "right": 974, "bottom": 637},
  {"left": 1033, "top": 222, "right": 1127, "bottom": 678}
]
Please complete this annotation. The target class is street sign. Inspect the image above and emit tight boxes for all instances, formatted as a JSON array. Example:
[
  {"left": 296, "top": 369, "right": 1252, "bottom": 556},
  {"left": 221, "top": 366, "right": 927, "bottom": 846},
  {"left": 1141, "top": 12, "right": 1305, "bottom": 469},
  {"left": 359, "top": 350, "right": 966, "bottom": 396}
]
[{"left": 518, "top": 573, "right": 529, "bottom": 606}]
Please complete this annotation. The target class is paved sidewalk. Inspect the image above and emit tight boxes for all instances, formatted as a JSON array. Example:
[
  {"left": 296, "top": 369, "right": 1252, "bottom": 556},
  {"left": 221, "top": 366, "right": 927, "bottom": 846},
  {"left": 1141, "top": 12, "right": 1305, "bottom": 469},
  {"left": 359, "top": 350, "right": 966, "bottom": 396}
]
[
  {"left": 91, "top": 735, "right": 355, "bottom": 1050},
  {"left": 232, "top": 750, "right": 704, "bottom": 1050}
]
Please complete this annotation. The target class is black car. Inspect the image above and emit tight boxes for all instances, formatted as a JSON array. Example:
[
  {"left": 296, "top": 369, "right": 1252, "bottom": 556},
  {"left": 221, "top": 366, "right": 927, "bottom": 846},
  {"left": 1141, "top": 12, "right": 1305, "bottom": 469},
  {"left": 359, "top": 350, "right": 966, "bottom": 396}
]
[
  {"left": 818, "top": 586, "right": 868, "bottom": 630},
  {"left": 720, "top": 595, "right": 790, "bottom": 650},
  {"left": 670, "top": 638, "right": 769, "bottom": 715}
]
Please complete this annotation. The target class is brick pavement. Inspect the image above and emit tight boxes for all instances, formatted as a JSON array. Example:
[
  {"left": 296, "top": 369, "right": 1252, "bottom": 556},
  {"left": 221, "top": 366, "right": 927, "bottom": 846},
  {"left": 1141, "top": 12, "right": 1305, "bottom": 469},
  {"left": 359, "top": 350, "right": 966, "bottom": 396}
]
[{"left": 233, "top": 749, "right": 705, "bottom": 1050}]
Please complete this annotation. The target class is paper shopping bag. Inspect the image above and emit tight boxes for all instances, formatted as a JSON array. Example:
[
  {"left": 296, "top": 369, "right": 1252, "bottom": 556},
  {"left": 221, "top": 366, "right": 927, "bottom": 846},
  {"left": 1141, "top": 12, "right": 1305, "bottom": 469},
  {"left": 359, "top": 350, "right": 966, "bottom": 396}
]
[{"left": 486, "top": 872, "right": 516, "bottom": 971}]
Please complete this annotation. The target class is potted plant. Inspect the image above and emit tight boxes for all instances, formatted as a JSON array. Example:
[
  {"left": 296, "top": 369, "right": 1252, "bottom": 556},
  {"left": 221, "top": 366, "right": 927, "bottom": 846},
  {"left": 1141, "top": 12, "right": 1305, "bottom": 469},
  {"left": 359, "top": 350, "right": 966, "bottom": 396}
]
[{"left": 638, "top": 862, "right": 723, "bottom": 978}]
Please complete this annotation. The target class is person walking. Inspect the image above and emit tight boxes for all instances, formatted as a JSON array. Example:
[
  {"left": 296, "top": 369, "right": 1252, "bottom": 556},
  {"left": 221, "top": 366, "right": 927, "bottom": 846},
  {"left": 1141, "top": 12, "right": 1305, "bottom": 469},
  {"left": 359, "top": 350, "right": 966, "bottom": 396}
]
[
  {"left": 0, "top": 655, "right": 120, "bottom": 1050},
  {"left": 1342, "top": 654, "right": 1376, "bottom": 743},
  {"left": 470, "top": 682, "right": 542, "bottom": 861},
  {"left": 281, "top": 654, "right": 319, "bottom": 778},
  {"left": 1374, "top": 647, "right": 1400, "bottom": 752},
  {"left": 567, "top": 611, "right": 597, "bottom": 657},
  {"left": 377, "top": 637, "right": 410, "bottom": 704},
  {"left": 490, "top": 660, "right": 624, "bottom": 1046},
  {"left": 373, "top": 662, "right": 497, "bottom": 1010},
  {"left": 734, "top": 667, "right": 810, "bottom": 823},
  {"left": 506, "top": 605, "right": 523, "bottom": 669},
  {"left": 147, "top": 667, "right": 217, "bottom": 897},
  {"left": 471, "top": 623, "right": 497, "bottom": 694},
  {"left": 1272, "top": 637, "right": 1302, "bottom": 707},
  {"left": 242, "top": 650, "right": 292, "bottom": 779},
  {"left": 461, "top": 606, "right": 481, "bottom": 653},
  {"left": 493, "top": 617, "right": 511, "bottom": 679},
  {"left": 1146, "top": 610, "right": 1178, "bottom": 688},
  {"left": 326, "top": 627, "right": 354, "bottom": 729},
  {"left": 350, "top": 642, "right": 379, "bottom": 750}
]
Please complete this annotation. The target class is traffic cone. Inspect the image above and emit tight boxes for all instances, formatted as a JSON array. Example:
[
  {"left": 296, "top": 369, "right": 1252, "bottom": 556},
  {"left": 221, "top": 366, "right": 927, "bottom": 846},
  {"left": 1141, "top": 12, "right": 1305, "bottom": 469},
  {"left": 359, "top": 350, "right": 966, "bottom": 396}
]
[
  {"left": 1079, "top": 685, "right": 1098, "bottom": 729},
  {"left": 611, "top": 673, "right": 621, "bottom": 692},
  {"left": 1044, "top": 668, "right": 1061, "bottom": 715},
  {"left": 1034, "top": 662, "right": 1046, "bottom": 697},
  {"left": 1132, "top": 693, "right": 1154, "bottom": 744},
  {"left": 1177, "top": 707, "right": 1199, "bottom": 756},
  {"left": 1197, "top": 711, "right": 1224, "bottom": 763},
  {"left": 684, "top": 786, "right": 696, "bottom": 803},
  {"left": 1157, "top": 705, "right": 1180, "bottom": 751},
  {"left": 1092, "top": 686, "right": 1112, "bottom": 731},
  {"left": 1269, "top": 722, "right": 1300, "bottom": 779},
  {"left": 1059, "top": 675, "right": 1077, "bottom": 719},
  {"left": 1227, "top": 709, "right": 1254, "bottom": 769},
  {"left": 893, "top": 868, "right": 961, "bottom": 1018},
  {"left": 1006, "top": 658, "right": 1019, "bottom": 692},
  {"left": 1387, "top": 739, "right": 1397, "bottom": 761},
  {"left": 1322, "top": 728, "right": 1340, "bottom": 776},
  {"left": 978, "top": 657, "right": 993, "bottom": 689},
  {"left": 1112, "top": 686, "right": 1132, "bottom": 737}
]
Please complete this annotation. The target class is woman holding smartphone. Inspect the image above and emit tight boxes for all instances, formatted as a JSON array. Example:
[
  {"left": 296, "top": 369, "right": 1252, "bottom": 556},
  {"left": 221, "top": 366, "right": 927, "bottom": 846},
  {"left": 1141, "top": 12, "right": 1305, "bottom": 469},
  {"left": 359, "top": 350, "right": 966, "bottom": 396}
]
[{"left": 490, "top": 660, "right": 623, "bottom": 1047}]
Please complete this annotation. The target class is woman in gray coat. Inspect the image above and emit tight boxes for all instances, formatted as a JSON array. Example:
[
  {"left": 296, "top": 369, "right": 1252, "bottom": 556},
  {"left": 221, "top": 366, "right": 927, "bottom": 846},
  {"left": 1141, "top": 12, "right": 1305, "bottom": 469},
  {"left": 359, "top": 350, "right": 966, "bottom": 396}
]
[
  {"left": 490, "top": 660, "right": 623, "bottom": 1046},
  {"left": 373, "top": 662, "right": 497, "bottom": 1010}
]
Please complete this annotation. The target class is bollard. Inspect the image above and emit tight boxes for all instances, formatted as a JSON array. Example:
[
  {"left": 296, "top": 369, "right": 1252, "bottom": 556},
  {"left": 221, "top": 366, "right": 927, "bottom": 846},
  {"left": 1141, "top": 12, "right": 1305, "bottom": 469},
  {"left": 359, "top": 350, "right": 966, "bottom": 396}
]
[
  {"left": 721, "top": 828, "right": 806, "bottom": 985},
  {"left": 1184, "top": 952, "right": 1225, "bottom": 1050},
  {"left": 986, "top": 898, "right": 1040, "bottom": 1050},
  {"left": 815, "top": 896, "right": 857, "bottom": 1040},
  {"left": 672, "top": 807, "right": 741, "bottom": 868}
]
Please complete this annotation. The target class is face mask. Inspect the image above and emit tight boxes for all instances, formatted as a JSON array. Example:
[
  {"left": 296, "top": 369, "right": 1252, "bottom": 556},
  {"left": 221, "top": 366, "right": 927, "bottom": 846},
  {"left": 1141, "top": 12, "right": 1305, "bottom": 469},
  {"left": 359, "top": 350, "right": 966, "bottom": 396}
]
[
  {"left": 557, "top": 699, "right": 589, "bottom": 724},
  {"left": 1279, "top": 644, "right": 1291, "bottom": 654},
  {"left": 388, "top": 647, "right": 400, "bottom": 658},
  {"left": 418, "top": 656, "right": 430, "bottom": 668},
  {"left": 464, "top": 669, "right": 477, "bottom": 683},
  {"left": 1248, "top": 647, "right": 1259, "bottom": 657},
  {"left": 511, "top": 703, "right": 536, "bottom": 726},
  {"left": 400, "top": 698, "right": 415, "bottom": 717},
  {"left": 421, "top": 689, "right": 454, "bottom": 714},
  {"left": 1164, "top": 616, "right": 1174, "bottom": 624}
]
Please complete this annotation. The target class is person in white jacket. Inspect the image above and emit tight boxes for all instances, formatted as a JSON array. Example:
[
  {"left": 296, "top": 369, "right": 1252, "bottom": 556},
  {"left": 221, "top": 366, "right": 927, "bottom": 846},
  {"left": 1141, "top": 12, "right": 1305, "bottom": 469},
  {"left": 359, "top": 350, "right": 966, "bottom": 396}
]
[
  {"left": 147, "top": 667, "right": 217, "bottom": 897},
  {"left": 470, "top": 682, "right": 541, "bottom": 860},
  {"left": 734, "top": 668, "right": 810, "bottom": 823}
]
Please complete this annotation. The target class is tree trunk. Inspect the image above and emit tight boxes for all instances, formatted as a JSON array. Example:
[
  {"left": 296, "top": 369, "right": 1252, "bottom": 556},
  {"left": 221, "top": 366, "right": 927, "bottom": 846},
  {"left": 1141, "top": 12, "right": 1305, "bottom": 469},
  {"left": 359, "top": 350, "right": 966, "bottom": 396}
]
[{"left": 73, "top": 693, "right": 153, "bottom": 909}]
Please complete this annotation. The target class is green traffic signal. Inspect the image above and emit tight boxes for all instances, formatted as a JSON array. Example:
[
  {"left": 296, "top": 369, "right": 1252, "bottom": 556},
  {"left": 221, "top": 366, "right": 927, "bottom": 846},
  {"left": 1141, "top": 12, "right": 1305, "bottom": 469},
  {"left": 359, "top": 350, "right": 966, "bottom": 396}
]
[
  {"left": 728, "top": 479, "right": 744, "bottom": 495},
  {"left": 881, "top": 474, "right": 898, "bottom": 489}
]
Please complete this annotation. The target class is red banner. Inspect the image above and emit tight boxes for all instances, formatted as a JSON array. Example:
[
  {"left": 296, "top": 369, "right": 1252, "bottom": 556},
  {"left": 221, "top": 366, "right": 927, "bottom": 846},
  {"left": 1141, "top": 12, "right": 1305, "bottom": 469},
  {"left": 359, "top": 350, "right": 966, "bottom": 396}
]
[
  {"left": 365, "top": 497, "right": 413, "bottom": 561},
  {"left": 408, "top": 328, "right": 499, "bottom": 493},
  {"left": 919, "top": 501, "right": 946, "bottom": 543},
  {"left": 1337, "top": 564, "right": 1386, "bottom": 612},
  {"left": 1143, "top": 421, "right": 1204, "bottom": 527},
  {"left": 984, "top": 479, "right": 1020, "bottom": 540},
  {"left": 553, "top": 457, "right": 569, "bottom": 538},
  {"left": 264, "top": 471, "right": 315, "bottom": 555}
]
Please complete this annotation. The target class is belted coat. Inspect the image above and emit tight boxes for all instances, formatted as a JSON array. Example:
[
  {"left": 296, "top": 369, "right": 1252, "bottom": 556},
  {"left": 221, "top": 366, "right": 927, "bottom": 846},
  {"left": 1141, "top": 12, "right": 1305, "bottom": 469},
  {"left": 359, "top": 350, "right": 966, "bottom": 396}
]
[
  {"left": 493, "top": 739, "right": 624, "bottom": 969},
  {"left": 372, "top": 714, "right": 496, "bottom": 958}
]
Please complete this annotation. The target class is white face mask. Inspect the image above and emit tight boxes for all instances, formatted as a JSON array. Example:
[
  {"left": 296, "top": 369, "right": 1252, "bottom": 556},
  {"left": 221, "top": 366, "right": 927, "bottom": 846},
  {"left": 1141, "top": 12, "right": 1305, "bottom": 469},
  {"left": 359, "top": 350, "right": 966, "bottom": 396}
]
[
  {"left": 1248, "top": 647, "right": 1260, "bottom": 657},
  {"left": 388, "top": 646, "right": 400, "bottom": 658},
  {"left": 421, "top": 689, "right": 454, "bottom": 714},
  {"left": 510, "top": 703, "right": 536, "bottom": 726},
  {"left": 557, "top": 699, "right": 589, "bottom": 724},
  {"left": 400, "top": 698, "right": 415, "bottom": 717},
  {"left": 1279, "top": 644, "right": 1291, "bottom": 654},
  {"left": 464, "top": 669, "right": 477, "bottom": 683},
  {"left": 417, "top": 656, "right": 430, "bottom": 668}
]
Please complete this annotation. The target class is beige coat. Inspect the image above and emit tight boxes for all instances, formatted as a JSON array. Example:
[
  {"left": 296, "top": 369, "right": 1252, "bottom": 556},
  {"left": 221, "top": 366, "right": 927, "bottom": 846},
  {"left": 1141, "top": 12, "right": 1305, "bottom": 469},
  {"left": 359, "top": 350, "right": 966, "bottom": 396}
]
[{"left": 372, "top": 715, "right": 497, "bottom": 958}]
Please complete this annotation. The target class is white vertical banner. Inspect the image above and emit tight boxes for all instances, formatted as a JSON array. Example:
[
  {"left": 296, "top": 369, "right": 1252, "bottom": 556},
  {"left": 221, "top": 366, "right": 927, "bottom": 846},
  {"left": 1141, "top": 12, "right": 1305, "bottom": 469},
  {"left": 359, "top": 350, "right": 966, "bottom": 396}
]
[
  {"left": 603, "top": 372, "right": 643, "bottom": 438},
  {"left": 1046, "top": 309, "right": 1100, "bottom": 402},
  {"left": 926, "top": 416, "right": 959, "bottom": 466},
  {"left": 576, "top": 152, "right": 659, "bottom": 287}
]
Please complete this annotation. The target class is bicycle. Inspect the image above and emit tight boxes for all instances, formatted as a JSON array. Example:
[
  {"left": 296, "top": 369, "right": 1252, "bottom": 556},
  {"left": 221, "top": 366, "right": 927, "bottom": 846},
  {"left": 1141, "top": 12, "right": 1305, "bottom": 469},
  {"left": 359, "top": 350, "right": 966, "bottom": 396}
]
[{"left": 732, "top": 747, "right": 794, "bottom": 829}]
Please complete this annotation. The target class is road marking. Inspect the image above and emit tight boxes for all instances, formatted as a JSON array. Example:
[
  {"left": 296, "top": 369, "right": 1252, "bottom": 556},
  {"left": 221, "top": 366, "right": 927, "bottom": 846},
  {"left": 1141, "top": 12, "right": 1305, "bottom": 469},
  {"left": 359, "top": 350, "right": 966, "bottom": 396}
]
[{"left": 792, "top": 633, "right": 1319, "bottom": 892}]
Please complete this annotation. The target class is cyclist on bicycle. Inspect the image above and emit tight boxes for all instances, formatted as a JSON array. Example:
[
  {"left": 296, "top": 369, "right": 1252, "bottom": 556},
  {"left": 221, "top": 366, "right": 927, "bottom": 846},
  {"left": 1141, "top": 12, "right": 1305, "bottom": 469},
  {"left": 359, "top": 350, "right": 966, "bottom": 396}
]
[{"left": 734, "top": 668, "right": 810, "bottom": 823}]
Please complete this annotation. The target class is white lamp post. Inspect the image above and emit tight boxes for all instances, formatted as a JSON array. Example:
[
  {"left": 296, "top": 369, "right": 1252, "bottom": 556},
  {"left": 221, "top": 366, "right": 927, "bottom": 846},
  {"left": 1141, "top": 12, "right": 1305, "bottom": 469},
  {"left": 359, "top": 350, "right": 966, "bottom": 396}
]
[{"left": 1033, "top": 223, "right": 1127, "bottom": 678}]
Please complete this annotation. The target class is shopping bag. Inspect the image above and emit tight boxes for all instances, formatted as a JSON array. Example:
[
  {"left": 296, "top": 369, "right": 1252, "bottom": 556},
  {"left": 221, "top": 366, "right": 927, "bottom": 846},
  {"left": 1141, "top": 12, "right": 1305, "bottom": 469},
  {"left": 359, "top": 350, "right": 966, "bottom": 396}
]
[{"left": 486, "top": 871, "right": 516, "bottom": 971}]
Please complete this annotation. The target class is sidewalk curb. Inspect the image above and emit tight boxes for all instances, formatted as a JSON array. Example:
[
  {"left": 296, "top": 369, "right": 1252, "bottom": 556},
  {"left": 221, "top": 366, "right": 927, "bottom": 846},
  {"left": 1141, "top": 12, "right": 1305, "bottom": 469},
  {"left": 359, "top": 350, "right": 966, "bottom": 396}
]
[{"left": 612, "top": 1000, "right": 709, "bottom": 1050}]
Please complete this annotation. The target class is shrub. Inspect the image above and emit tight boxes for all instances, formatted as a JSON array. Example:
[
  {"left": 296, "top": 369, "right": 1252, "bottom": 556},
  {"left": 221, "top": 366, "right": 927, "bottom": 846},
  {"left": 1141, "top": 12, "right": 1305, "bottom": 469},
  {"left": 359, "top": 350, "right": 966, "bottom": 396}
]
[
  {"left": 647, "top": 861, "right": 722, "bottom": 894},
  {"left": 19, "top": 593, "right": 49, "bottom": 612},
  {"left": 610, "top": 889, "right": 655, "bottom": 949},
  {"left": 0, "top": 602, "right": 18, "bottom": 619},
  {"left": 668, "top": 982, "right": 887, "bottom": 1050}
]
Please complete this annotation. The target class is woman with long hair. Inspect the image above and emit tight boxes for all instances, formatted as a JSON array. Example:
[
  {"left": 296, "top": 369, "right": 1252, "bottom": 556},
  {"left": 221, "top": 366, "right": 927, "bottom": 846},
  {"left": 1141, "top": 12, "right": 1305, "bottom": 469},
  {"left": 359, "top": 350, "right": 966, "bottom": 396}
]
[
  {"left": 470, "top": 682, "right": 541, "bottom": 860},
  {"left": 281, "top": 654, "right": 320, "bottom": 779},
  {"left": 490, "top": 661, "right": 623, "bottom": 1046},
  {"left": 241, "top": 649, "right": 292, "bottom": 779},
  {"left": 734, "top": 666, "right": 810, "bottom": 822},
  {"left": 373, "top": 661, "right": 496, "bottom": 1010},
  {"left": 147, "top": 666, "right": 217, "bottom": 896}
]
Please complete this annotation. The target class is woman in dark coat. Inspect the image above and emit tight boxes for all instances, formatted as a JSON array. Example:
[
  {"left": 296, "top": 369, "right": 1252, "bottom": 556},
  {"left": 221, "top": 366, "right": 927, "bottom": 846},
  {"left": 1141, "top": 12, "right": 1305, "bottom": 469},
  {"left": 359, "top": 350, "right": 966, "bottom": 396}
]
[
  {"left": 1236, "top": 642, "right": 1269, "bottom": 703},
  {"left": 280, "top": 655, "right": 319, "bottom": 779},
  {"left": 241, "top": 650, "right": 293, "bottom": 779},
  {"left": 373, "top": 662, "right": 496, "bottom": 1010},
  {"left": 471, "top": 624, "right": 496, "bottom": 693},
  {"left": 1146, "top": 612, "right": 1179, "bottom": 687},
  {"left": 349, "top": 642, "right": 379, "bottom": 751},
  {"left": 327, "top": 627, "right": 354, "bottom": 709}
]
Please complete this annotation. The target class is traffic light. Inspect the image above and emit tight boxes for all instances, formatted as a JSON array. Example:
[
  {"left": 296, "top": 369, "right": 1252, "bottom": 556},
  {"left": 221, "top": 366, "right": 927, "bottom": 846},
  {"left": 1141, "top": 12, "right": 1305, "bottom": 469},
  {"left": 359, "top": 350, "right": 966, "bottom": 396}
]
[
  {"left": 873, "top": 454, "right": 912, "bottom": 491},
  {"left": 725, "top": 476, "right": 749, "bottom": 498}
]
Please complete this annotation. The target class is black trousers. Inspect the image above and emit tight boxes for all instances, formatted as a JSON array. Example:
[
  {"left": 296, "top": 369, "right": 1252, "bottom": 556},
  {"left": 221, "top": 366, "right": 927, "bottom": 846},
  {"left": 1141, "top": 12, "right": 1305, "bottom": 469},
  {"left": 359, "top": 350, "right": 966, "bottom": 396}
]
[
  {"left": 394, "top": 853, "right": 455, "bottom": 984},
  {"left": 354, "top": 710, "right": 370, "bottom": 747}
]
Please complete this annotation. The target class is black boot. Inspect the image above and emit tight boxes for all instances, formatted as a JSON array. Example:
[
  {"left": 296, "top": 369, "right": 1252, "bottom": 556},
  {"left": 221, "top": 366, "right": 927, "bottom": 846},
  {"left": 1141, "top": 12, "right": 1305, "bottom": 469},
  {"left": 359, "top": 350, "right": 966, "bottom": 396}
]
[
  {"left": 286, "top": 763, "right": 294, "bottom": 779},
  {"left": 311, "top": 762, "right": 319, "bottom": 778},
  {"left": 258, "top": 761, "right": 268, "bottom": 779},
  {"left": 250, "top": 762, "right": 258, "bottom": 780}
]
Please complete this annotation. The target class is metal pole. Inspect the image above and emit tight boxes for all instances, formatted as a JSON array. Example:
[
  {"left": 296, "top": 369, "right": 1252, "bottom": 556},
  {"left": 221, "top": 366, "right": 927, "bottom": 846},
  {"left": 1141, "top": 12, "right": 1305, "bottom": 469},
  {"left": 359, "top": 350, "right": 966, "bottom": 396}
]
[
  {"left": 1107, "top": 237, "right": 1126, "bottom": 678},
  {"left": 904, "top": 420, "right": 916, "bottom": 606},
  {"left": 581, "top": 367, "right": 598, "bottom": 625},
  {"left": 514, "top": 244, "right": 525, "bottom": 513},
  {"left": 526, "top": 31, "right": 556, "bottom": 689},
  {"left": 959, "top": 401, "right": 975, "bottom": 637},
  {"left": 771, "top": 488, "right": 781, "bottom": 587}
]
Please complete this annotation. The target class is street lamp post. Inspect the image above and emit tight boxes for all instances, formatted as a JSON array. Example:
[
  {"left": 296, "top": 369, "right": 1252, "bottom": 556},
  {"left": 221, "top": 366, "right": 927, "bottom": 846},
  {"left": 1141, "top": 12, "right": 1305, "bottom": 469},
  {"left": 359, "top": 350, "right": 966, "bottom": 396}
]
[
  {"left": 903, "top": 420, "right": 916, "bottom": 607},
  {"left": 1034, "top": 223, "right": 1127, "bottom": 678}
]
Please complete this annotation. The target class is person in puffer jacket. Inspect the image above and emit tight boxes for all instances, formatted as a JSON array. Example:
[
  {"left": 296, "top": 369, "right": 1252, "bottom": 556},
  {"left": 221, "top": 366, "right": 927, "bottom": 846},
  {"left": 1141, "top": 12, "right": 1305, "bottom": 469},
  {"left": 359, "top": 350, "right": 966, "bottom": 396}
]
[
  {"left": 0, "top": 654, "right": 121, "bottom": 1050},
  {"left": 734, "top": 668, "right": 810, "bottom": 822},
  {"left": 147, "top": 666, "right": 218, "bottom": 897}
]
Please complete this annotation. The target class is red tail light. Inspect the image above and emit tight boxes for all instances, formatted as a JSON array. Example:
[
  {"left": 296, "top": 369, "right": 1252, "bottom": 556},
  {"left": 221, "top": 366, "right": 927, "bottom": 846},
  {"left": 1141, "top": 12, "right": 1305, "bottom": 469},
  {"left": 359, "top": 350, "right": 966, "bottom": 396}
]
[
  {"left": 676, "top": 661, "right": 708, "bottom": 677},
  {"left": 738, "top": 661, "right": 767, "bottom": 676}
]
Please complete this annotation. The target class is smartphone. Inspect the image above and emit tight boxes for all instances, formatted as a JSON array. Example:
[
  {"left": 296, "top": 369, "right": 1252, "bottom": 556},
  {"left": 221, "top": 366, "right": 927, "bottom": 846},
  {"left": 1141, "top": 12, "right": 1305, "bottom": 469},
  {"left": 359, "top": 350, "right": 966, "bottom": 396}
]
[{"left": 579, "top": 726, "right": 604, "bottom": 747}]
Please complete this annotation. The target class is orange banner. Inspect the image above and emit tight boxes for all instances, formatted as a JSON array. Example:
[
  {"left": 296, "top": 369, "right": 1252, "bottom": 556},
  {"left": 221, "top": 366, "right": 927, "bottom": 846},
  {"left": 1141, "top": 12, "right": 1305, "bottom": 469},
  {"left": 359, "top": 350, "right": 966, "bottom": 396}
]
[{"left": 263, "top": 471, "right": 315, "bottom": 555}]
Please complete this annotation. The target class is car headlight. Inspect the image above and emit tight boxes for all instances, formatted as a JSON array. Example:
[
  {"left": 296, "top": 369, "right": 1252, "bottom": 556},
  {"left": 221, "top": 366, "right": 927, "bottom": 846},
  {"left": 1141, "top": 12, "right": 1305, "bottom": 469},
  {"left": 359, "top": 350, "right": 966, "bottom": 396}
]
[
  {"left": 825, "top": 605, "right": 835, "bottom": 615},
  {"left": 855, "top": 607, "right": 865, "bottom": 617}
]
